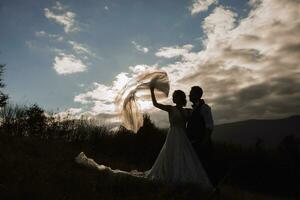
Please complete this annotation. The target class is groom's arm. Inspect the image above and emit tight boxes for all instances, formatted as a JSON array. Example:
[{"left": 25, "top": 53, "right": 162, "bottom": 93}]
[
  {"left": 203, "top": 105, "right": 214, "bottom": 131},
  {"left": 202, "top": 105, "right": 214, "bottom": 142}
]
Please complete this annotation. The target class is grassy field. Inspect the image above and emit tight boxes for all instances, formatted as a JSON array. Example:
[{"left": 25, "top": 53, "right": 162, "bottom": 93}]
[
  {"left": 0, "top": 104, "right": 298, "bottom": 199},
  {"left": 0, "top": 133, "right": 210, "bottom": 200},
  {"left": 0, "top": 132, "right": 298, "bottom": 200}
]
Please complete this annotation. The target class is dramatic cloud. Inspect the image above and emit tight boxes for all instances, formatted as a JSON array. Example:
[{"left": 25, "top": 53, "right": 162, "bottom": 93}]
[
  {"left": 162, "top": 0, "right": 299, "bottom": 124},
  {"left": 190, "top": 0, "right": 218, "bottom": 15},
  {"left": 178, "top": 0, "right": 300, "bottom": 123},
  {"left": 74, "top": 0, "right": 300, "bottom": 127},
  {"left": 131, "top": 41, "right": 149, "bottom": 53},
  {"left": 44, "top": 1, "right": 79, "bottom": 33},
  {"left": 53, "top": 53, "right": 87, "bottom": 75}
]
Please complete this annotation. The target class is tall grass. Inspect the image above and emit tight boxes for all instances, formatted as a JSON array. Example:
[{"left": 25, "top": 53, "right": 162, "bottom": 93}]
[
  {"left": 0, "top": 103, "right": 114, "bottom": 141},
  {"left": 0, "top": 103, "right": 299, "bottom": 198}
]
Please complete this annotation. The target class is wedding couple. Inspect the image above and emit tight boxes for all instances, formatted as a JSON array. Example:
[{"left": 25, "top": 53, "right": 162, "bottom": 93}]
[
  {"left": 146, "top": 85, "right": 214, "bottom": 190},
  {"left": 75, "top": 85, "right": 214, "bottom": 191}
]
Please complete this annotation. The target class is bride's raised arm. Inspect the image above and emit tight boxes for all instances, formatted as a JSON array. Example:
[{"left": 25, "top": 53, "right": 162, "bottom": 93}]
[{"left": 150, "top": 86, "right": 172, "bottom": 112}]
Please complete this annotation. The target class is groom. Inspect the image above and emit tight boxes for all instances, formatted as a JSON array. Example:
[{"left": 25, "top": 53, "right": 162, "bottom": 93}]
[{"left": 187, "top": 86, "right": 215, "bottom": 183}]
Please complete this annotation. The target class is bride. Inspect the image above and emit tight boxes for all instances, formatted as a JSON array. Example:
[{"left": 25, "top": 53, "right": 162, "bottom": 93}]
[
  {"left": 145, "top": 85, "right": 213, "bottom": 189},
  {"left": 75, "top": 84, "right": 213, "bottom": 190}
]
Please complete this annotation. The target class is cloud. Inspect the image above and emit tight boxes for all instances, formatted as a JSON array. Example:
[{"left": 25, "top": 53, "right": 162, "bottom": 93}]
[
  {"left": 48, "top": 41, "right": 94, "bottom": 76},
  {"left": 44, "top": 2, "right": 79, "bottom": 33},
  {"left": 203, "top": 6, "right": 237, "bottom": 36},
  {"left": 55, "top": 107, "right": 83, "bottom": 118},
  {"left": 73, "top": 70, "right": 135, "bottom": 114},
  {"left": 211, "top": 77, "right": 300, "bottom": 123},
  {"left": 104, "top": 6, "right": 109, "bottom": 11},
  {"left": 202, "top": 6, "right": 237, "bottom": 51},
  {"left": 67, "top": 107, "right": 83, "bottom": 114},
  {"left": 190, "top": 0, "right": 218, "bottom": 15},
  {"left": 177, "top": 0, "right": 300, "bottom": 123},
  {"left": 131, "top": 41, "right": 149, "bottom": 53},
  {"left": 155, "top": 44, "right": 194, "bottom": 59},
  {"left": 72, "top": 0, "right": 300, "bottom": 127},
  {"left": 157, "top": 0, "right": 300, "bottom": 124},
  {"left": 74, "top": 82, "right": 116, "bottom": 107},
  {"left": 68, "top": 41, "right": 95, "bottom": 57},
  {"left": 53, "top": 1, "right": 64, "bottom": 11},
  {"left": 35, "top": 30, "right": 64, "bottom": 41},
  {"left": 52, "top": 105, "right": 83, "bottom": 119},
  {"left": 53, "top": 53, "right": 87, "bottom": 75},
  {"left": 73, "top": 65, "right": 158, "bottom": 116}
]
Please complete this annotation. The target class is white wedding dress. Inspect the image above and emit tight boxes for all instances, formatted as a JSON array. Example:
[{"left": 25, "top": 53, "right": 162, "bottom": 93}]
[
  {"left": 145, "top": 106, "right": 212, "bottom": 188},
  {"left": 75, "top": 106, "right": 213, "bottom": 190}
]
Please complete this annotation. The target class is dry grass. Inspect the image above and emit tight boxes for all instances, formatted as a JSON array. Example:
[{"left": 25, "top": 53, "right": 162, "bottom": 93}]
[{"left": 0, "top": 133, "right": 297, "bottom": 200}]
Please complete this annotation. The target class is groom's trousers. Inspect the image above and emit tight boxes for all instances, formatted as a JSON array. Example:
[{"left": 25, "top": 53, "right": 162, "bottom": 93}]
[{"left": 192, "top": 139, "right": 217, "bottom": 186}]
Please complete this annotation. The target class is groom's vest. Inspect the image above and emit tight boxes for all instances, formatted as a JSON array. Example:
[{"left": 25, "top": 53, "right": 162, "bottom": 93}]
[{"left": 187, "top": 103, "right": 206, "bottom": 143}]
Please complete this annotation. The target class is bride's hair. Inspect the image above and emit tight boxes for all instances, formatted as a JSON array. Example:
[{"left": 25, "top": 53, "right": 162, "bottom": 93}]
[{"left": 172, "top": 90, "right": 187, "bottom": 106}]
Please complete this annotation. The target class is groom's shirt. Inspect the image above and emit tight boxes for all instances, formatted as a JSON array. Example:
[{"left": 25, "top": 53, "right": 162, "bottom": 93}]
[
  {"left": 196, "top": 100, "right": 214, "bottom": 131},
  {"left": 187, "top": 100, "right": 214, "bottom": 143}
]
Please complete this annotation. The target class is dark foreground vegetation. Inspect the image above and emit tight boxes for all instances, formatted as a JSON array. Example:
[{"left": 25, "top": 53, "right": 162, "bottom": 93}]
[{"left": 0, "top": 104, "right": 299, "bottom": 200}]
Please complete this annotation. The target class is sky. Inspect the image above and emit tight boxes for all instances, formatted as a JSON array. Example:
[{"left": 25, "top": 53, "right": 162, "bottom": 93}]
[{"left": 0, "top": 0, "right": 299, "bottom": 127}]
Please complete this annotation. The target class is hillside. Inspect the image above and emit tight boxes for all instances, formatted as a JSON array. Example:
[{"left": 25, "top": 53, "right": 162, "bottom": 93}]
[{"left": 213, "top": 116, "right": 300, "bottom": 146}]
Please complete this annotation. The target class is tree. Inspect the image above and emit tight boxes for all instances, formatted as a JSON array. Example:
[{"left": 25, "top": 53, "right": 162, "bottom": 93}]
[
  {"left": 141, "top": 113, "right": 155, "bottom": 129},
  {"left": 25, "top": 104, "right": 47, "bottom": 136},
  {"left": 137, "top": 113, "right": 156, "bottom": 135},
  {"left": 0, "top": 65, "right": 8, "bottom": 107}
]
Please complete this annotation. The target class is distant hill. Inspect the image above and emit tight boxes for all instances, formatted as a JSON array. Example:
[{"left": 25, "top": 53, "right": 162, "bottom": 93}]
[{"left": 212, "top": 115, "right": 300, "bottom": 147}]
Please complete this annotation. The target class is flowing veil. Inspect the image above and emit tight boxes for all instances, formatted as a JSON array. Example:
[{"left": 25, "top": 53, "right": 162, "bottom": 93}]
[
  {"left": 75, "top": 70, "right": 170, "bottom": 176},
  {"left": 115, "top": 71, "right": 170, "bottom": 132}
]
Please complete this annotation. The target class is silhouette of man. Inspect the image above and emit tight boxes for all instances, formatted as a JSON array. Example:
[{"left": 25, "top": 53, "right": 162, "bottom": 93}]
[{"left": 187, "top": 86, "right": 215, "bottom": 184}]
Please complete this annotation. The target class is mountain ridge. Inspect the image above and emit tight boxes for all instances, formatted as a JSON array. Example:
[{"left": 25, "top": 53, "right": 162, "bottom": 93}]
[{"left": 212, "top": 115, "right": 300, "bottom": 146}]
